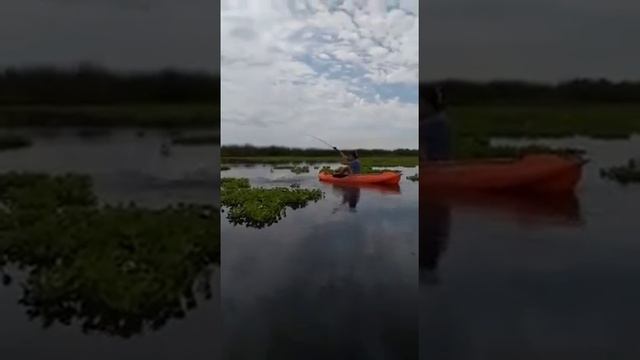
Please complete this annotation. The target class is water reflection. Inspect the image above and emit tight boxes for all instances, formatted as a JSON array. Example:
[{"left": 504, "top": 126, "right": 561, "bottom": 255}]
[
  {"left": 418, "top": 138, "right": 640, "bottom": 358},
  {"left": 336, "top": 185, "right": 361, "bottom": 211},
  {"left": 330, "top": 183, "right": 403, "bottom": 214},
  {"left": 419, "top": 184, "right": 584, "bottom": 286},
  {"left": 223, "top": 166, "right": 418, "bottom": 359},
  {"left": 419, "top": 195, "right": 450, "bottom": 286},
  {"left": 419, "top": 182, "right": 586, "bottom": 358}
]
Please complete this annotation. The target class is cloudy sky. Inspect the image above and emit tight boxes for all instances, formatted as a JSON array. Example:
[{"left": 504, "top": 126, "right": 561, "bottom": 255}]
[
  {"left": 0, "top": 0, "right": 218, "bottom": 72},
  {"left": 421, "top": 0, "right": 640, "bottom": 82},
  {"left": 221, "top": 0, "right": 418, "bottom": 149}
]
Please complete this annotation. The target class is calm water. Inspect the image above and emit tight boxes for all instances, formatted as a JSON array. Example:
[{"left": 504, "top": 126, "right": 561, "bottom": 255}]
[
  {"left": 0, "top": 128, "right": 220, "bottom": 206},
  {"left": 421, "top": 136, "right": 640, "bottom": 359},
  {"left": 5, "top": 129, "right": 640, "bottom": 358},
  {"left": 0, "top": 128, "right": 220, "bottom": 359},
  {"left": 222, "top": 165, "right": 419, "bottom": 359}
]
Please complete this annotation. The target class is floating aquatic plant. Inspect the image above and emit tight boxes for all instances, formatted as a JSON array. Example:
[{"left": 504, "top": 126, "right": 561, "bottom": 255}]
[
  {"left": 171, "top": 134, "right": 219, "bottom": 145},
  {"left": 221, "top": 177, "right": 323, "bottom": 228},
  {"left": 601, "top": 159, "right": 640, "bottom": 184},
  {"left": 0, "top": 172, "right": 219, "bottom": 338},
  {"left": 221, "top": 177, "right": 250, "bottom": 190},
  {"left": 272, "top": 165, "right": 309, "bottom": 173},
  {"left": 290, "top": 165, "right": 309, "bottom": 174},
  {"left": 0, "top": 135, "right": 32, "bottom": 151}
]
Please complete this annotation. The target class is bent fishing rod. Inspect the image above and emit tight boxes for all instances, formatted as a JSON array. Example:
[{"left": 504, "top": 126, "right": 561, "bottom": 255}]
[{"left": 306, "top": 134, "right": 346, "bottom": 157}]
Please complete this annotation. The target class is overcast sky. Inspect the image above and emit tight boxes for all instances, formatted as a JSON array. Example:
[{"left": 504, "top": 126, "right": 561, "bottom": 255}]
[
  {"left": 221, "top": 0, "right": 418, "bottom": 149},
  {"left": 0, "top": 0, "right": 218, "bottom": 72},
  {"left": 421, "top": 0, "right": 640, "bottom": 82}
]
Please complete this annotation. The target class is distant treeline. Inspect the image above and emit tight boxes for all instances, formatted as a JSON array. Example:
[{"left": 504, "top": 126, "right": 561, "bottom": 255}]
[
  {"left": 0, "top": 64, "right": 219, "bottom": 105},
  {"left": 423, "top": 79, "right": 640, "bottom": 105},
  {"left": 222, "top": 145, "right": 418, "bottom": 157}
]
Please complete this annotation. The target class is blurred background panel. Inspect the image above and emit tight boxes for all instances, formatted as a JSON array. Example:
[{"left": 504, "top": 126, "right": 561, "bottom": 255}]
[
  {"left": 0, "top": 1, "right": 220, "bottom": 359},
  {"left": 420, "top": 1, "right": 640, "bottom": 359}
]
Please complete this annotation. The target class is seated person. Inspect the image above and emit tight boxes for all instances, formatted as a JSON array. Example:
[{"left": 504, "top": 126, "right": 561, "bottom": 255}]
[
  {"left": 333, "top": 150, "right": 361, "bottom": 177},
  {"left": 420, "top": 84, "right": 451, "bottom": 162}
]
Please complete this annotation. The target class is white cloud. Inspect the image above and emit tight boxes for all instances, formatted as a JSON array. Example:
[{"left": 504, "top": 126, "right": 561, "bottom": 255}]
[{"left": 221, "top": 0, "right": 417, "bottom": 149}]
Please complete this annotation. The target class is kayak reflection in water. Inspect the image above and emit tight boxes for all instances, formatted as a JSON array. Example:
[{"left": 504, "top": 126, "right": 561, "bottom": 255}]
[
  {"left": 420, "top": 84, "right": 451, "bottom": 163},
  {"left": 418, "top": 189, "right": 584, "bottom": 286},
  {"left": 341, "top": 186, "right": 360, "bottom": 211},
  {"left": 419, "top": 191, "right": 451, "bottom": 286},
  {"left": 331, "top": 186, "right": 361, "bottom": 213},
  {"left": 419, "top": 83, "right": 452, "bottom": 285},
  {"left": 333, "top": 150, "right": 361, "bottom": 178}
]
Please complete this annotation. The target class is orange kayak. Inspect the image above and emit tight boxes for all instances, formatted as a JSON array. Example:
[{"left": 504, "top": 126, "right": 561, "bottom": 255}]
[
  {"left": 421, "top": 155, "right": 586, "bottom": 193},
  {"left": 318, "top": 171, "right": 401, "bottom": 185}
]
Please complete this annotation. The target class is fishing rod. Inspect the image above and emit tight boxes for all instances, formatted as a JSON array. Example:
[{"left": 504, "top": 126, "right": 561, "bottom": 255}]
[{"left": 306, "top": 134, "right": 346, "bottom": 157}]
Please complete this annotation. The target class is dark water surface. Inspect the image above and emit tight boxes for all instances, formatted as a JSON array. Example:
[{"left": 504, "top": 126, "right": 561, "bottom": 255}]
[
  {"left": 5, "top": 130, "right": 640, "bottom": 358},
  {"left": 222, "top": 165, "right": 419, "bottom": 359},
  {"left": 0, "top": 128, "right": 220, "bottom": 359},
  {"left": 0, "top": 128, "right": 220, "bottom": 206},
  {"left": 421, "top": 136, "right": 640, "bottom": 359}
]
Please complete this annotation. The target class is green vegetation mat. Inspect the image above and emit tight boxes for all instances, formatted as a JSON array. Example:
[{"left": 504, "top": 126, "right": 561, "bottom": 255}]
[
  {"left": 453, "top": 136, "right": 586, "bottom": 160},
  {"left": 221, "top": 177, "right": 323, "bottom": 228},
  {"left": 290, "top": 165, "right": 310, "bottom": 174},
  {"left": 0, "top": 172, "right": 218, "bottom": 337},
  {"left": 450, "top": 105, "right": 640, "bottom": 139},
  {"left": 0, "top": 104, "right": 218, "bottom": 127},
  {"left": 361, "top": 167, "right": 402, "bottom": 174},
  {"left": 171, "top": 133, "right": 220, "bottom": 145},
  {"left": 600, "top": 159, "right": 640, "bottom": 184},
  {"left": 223, "top": 156, "right": 418, "bottom": 167},
  {"left": 271, "top": 165, "right": 311, "bottom": 174},
  {"left": 0, "top": 134, "right": 31, "bottom": 150}
]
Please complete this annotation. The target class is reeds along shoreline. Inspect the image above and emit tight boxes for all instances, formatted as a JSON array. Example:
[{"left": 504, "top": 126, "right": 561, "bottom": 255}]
[{"left": 0, "top": 66, "right": 218, "bottom": 106}]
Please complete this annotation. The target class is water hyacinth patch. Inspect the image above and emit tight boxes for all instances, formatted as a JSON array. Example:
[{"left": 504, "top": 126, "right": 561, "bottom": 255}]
[
  {"left": 0, "top": 134, "right": 32, "bottom": 150},
  {"left": 601, "top": 159, "right": 640, "bottom": 184},
  {"left": 221, "top": 177, "right": 323, "bottom": 228},
  {"left": 0, "top": 172, "right": 219, "bottom": 338},
  {"left": 290, "top": 165, "right": 309, "bottom": 174},
  {"left": 221, "top": 177, "right": 250, "bottom": 190},
  {"left": 271, "top": 165, "right": 309, "bottom": 174},
  {"left": 171, "top": 134, "right": 220, "bottom": 145}
]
